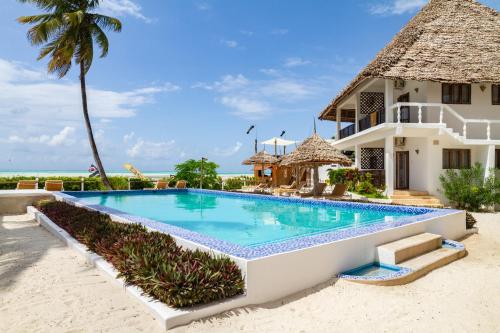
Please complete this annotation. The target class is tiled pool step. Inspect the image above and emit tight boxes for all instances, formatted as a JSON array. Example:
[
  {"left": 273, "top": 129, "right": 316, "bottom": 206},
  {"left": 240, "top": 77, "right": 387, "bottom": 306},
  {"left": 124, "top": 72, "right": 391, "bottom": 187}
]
[
  {"left": 377, "top": 233, "right": 443, "bottom": 265},
  {"left": 339, "top": 237, "right": 466, "bottom": 286},
  {"left": 399, "top": 247, "right": 465, "bottom": 273}
]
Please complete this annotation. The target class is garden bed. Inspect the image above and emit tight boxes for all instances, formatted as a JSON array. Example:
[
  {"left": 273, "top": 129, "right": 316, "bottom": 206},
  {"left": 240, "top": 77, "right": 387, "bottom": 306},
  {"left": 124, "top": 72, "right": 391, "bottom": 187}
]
[{"left": 36, "top": 200, "right": 245, "bottom": 308}]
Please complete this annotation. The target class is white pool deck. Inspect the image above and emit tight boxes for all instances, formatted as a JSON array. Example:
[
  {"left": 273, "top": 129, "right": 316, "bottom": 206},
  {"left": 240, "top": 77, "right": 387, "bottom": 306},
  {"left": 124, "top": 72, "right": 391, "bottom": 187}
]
[{"left": 0, "top": 190, "right": 466, "bottom": 330}]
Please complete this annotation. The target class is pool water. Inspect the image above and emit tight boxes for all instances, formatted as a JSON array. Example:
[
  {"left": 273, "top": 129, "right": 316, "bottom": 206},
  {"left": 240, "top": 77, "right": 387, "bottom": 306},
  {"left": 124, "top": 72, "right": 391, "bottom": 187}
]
[
  {"left": 342, "top": 263, "right": 403, "bottom": 277},
  {"left": 67, "top": 191, "right": 428, "bottom": 247}
]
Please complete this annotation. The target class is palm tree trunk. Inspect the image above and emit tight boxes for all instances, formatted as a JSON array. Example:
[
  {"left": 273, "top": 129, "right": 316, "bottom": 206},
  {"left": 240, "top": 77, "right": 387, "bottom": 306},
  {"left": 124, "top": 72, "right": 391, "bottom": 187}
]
[{"left": 79, "top": 61, "right": 112, "bottom": 190}]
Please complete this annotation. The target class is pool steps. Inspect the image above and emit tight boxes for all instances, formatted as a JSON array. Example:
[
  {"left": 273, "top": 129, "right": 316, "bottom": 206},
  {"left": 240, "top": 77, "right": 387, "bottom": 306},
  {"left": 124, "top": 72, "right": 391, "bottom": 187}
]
[
  {"left": 390, "top": 190, "right": 443, "bottom": 208},
  {"left": 377, "top": 232, "right": 443, "bottom": 265},
  {"left": 341, "top": 233, "right": 466, "bottom": 286}
]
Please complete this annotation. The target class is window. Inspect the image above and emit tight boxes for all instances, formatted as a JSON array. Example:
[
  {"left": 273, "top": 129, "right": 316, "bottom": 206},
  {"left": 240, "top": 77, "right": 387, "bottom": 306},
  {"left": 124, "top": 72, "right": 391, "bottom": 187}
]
[
  {"left": 496, "top": 149, "right": 500, "bottom": 169},
  {"left": 493, "top": 85, "right": 500, "bottom": 105},
  {"left": 443, "top": 149, "right": 471, "bottom": 169},
  {"left": 442, "top": 83, "right": 471, "bottom": 104},
  {"left": 361, "top": 148, "right": 384, "bottom": 170}
]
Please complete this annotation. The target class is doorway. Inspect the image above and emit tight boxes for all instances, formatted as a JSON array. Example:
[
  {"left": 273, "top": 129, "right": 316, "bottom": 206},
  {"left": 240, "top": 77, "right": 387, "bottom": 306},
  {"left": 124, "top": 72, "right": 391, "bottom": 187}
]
[
  {"left": 397, "top": 93, "right": 410, "bottom": 123},
  {"left": 395, "top": 151, "right": 409, "bottom": 189}
]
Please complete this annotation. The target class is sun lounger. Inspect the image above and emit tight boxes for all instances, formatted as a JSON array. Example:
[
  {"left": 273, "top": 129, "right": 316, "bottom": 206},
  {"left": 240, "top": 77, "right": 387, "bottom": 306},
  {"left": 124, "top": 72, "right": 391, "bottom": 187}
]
[
  {"left": 144, "top": 180, "right": 169, "bottom": 190},
  {"left": 275, "top": 181, "right": 306, "bottom": 195},
  {"left": 327, "top": 184, "right": 348, "bottom": 198},
  {"left": 280, "top": 180, "right": 296, "bottom": 190},
  {"left": 298, "top": 182, "right": 327, "bottom": 197},
  {"left": 175, "top": 180, "right": 187, "bottom": 189},
  {"left": 16, "top": 180, "right": 38, "bottom": 190},
  {"left": 44, "top": 180, "right": 64, "bottom": 191}
]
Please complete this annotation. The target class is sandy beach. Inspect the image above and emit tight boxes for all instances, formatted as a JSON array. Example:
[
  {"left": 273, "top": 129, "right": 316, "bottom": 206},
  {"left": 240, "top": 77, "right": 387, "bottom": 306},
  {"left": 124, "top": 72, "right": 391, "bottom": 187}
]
[{"left": 1, "top": 213, "right": 499, "bottom": 333}]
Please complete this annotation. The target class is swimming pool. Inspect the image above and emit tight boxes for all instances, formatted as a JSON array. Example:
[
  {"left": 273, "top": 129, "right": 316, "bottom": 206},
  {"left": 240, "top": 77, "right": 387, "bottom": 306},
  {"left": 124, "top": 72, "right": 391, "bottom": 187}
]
[
  {"left": 55, "top": 189, "right": 465, "bottom": 304},
  {"left": 59, "top": 189, "right": 454, "bottom": 258},
  {"left": 64, "top": 190, "right": 427, "bottom": 247}
]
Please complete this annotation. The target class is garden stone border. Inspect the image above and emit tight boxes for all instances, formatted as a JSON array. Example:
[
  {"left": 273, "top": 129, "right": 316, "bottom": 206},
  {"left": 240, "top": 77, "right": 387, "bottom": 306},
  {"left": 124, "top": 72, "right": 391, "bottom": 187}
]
[{"left": 27, "top": 206, "right": 248, "bottom": 331}]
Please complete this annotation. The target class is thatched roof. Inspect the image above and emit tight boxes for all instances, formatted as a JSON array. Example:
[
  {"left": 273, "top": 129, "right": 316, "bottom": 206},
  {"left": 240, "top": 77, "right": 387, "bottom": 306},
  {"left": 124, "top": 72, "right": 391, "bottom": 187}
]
[
  {"left": 280, "top": 134, "right": 352, "bottom": 166},
  {"left": 242, "top": 151, "right": 279, "bottom": 165},
  {"left": 320, "top": 0, "right": 500, "bottom": 120}
]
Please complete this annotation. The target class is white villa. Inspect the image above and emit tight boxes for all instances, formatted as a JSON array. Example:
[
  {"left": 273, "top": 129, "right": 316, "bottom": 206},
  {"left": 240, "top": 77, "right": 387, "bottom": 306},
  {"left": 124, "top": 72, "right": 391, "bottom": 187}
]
[{"left": 319, "top": 0, "right": 500, "bottom": 204}]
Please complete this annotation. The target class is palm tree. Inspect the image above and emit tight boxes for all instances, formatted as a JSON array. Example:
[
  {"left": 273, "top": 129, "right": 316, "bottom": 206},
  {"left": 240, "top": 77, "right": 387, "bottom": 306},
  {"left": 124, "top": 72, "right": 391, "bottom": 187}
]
[{"left": 17, "top": 0, "right": 122, "bottom": 190}]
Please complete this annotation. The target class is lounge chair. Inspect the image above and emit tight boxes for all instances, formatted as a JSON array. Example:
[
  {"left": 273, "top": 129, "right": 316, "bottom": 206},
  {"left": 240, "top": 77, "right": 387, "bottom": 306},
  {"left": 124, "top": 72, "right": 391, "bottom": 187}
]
[
  {"left": 275, "top": 181, "right": 305, "bottom": 195},
  {"left": 16, "top": 180, "right": 38, "bottom": 190},
  {"left": 44, "top": 180, "right": 64, "bottom": 191},
  {"left": 175, "top": 180, "right": 187, "bottom": 189},
  {"left": 280, "top": 180, "right": 296, "bottom": 190},
  {"left": 326, "top": 184, "right": 348, "bottom": 198},
  {"left": 298, "top": 182, "right": 327, "bottom": 198},
  {"left": 144, "top": 180, "right": 169, "bottom": 190}
]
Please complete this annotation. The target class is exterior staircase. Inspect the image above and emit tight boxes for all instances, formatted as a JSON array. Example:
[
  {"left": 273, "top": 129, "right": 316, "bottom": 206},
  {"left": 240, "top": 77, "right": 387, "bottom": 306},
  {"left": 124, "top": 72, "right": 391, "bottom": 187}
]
[
  {"left": 375, "top": 232, "right": 466, "bottom": 285},
  {"left": 390, "top": 190, "right": 443, "bottom": 208}
]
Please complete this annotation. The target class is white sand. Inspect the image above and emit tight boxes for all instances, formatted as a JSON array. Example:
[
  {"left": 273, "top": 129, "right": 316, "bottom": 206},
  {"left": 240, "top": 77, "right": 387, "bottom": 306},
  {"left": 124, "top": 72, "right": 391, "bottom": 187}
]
[
  {"left": 1, "top": 213, "right": 499, "bottom": 333},
  {"left": 0, "top": 214, "right": 162, "bottom": 333}
]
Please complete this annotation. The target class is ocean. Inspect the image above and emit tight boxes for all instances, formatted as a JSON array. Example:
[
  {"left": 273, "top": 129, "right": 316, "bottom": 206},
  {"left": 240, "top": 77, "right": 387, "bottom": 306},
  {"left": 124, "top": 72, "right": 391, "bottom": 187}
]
[{"left": 0, "top": 170, "right": 252, "bottom": 179}]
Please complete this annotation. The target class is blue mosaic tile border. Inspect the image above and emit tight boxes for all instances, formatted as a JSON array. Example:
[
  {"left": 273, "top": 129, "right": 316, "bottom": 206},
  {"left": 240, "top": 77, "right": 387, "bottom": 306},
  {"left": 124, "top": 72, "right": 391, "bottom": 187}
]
[
  {"left": 337, "top": 263, "right": 413, "bottom": 281},
  {"left": 442, "top": 239, "right": 466, "bottom": 251},
  {"left": 57, "top": 189, "right": 462, "bottom": 260}
]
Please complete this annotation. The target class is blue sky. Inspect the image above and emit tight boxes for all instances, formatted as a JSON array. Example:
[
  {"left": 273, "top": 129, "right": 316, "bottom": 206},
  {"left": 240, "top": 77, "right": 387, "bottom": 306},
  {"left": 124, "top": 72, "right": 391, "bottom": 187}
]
[{"left": 1, "top": 0, "right": 499, "bottom": 172}]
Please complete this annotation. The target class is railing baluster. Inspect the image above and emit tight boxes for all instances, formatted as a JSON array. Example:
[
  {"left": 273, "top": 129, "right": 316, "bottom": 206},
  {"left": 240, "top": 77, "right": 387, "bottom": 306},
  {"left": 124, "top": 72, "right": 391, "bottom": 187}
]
[
  {"left": 418, "top": 105, "right": 422, "bottom": 123},
  {"left": 397, "top": 105, "right": 401, "bottom": 124},
  {"left": 439, "top": 106, "right": 444, "bottom": 124},
  {"left": 487, "top": 122, "right": 491, "bottom": 140},
  {"left": 463, "top": 123, "right": 467, "bottom": 138}
]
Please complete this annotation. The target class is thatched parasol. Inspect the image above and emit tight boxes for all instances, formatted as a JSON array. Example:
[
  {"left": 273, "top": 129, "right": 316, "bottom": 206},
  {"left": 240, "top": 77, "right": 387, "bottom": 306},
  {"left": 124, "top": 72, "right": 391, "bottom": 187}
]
[
  {"left": 280, "top": 133, "right": 351, "bottom": 195},
  {"left": 242, "top": 151, "right": 279, "bottom": 183},
  {"left": 319, "top": 0, "right": 500, "bottom": 121}
]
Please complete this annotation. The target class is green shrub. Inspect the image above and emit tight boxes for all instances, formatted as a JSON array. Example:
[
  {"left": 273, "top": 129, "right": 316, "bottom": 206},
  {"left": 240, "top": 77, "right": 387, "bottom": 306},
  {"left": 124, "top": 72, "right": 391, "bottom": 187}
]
[
  {"left": 174, "top": 159, "right": 220, "bottom": 189},
  {"left": 439, "top": 163, "right": 500, "bottom": 211},
  {"left": 0, "top": 176, "right": 155, "bottom": 191},
  {"left": 328, "top": 168, "right": 385, "bottom": 197},
  {"left": 36, "top": 201, "right": 244, "bottom": 308},
  {"left": 223, "top": 176, "right": 258, "bottom": 191}
]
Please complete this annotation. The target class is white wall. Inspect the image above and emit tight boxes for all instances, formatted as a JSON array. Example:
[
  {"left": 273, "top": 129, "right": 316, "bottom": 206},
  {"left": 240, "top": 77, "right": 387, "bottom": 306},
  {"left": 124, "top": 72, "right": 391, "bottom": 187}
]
[{"left": 426, "top": 82, "right": 500, "bottom": 139}]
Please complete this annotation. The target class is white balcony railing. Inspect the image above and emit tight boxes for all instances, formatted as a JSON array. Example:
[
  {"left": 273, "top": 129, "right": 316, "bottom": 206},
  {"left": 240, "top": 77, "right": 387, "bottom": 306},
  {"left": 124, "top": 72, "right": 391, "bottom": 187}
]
[{"left": 391, "top": 102, "right": 500, "bottom": 141}]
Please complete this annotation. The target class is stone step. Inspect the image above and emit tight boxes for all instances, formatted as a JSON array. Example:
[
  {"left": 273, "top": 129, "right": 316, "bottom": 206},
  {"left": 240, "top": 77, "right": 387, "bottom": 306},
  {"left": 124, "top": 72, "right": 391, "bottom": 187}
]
[
  {"left": 392, "top": 198, "right": 442, "bottom": 204},
  {"left": 392, "top": 190, "right": 429, "bottom": 196},
  {"left": 390, "top": 195, "right": 437, "bottom": 199},
  {"left": 399, "top": 247, "right": 465, "bottom": 275},
  {"left": 377, "top": 233, "right": 442, "bottom": 265}
]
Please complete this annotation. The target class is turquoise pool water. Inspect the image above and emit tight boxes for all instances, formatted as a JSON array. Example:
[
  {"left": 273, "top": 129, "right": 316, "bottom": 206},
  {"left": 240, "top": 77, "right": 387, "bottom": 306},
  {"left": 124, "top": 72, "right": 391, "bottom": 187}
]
[
  {"left": 67, "top": 191, "right": 424, "bottom": 247},
  {"left": 342, "top": 263, "right": 402, "bottom": 277}
]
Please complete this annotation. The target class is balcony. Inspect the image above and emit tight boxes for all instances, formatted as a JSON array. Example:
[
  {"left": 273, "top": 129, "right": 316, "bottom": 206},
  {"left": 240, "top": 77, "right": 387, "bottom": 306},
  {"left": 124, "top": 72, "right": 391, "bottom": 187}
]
[{"left": 337, "top": 102, "right": 500, "bottom": 142}]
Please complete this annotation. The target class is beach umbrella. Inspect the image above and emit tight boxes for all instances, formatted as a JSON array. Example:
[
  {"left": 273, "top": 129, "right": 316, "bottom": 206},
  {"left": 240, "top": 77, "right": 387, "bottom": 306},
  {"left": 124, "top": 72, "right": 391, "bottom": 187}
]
[
  {"left": 242, "top": 151, "right": 279, "bottom": 183},
  {"left": 280, "top": 133, "right": 351, "bottom": 195},
  {"left": 261, "top": 137, "right": 297, "bottom": 156}
]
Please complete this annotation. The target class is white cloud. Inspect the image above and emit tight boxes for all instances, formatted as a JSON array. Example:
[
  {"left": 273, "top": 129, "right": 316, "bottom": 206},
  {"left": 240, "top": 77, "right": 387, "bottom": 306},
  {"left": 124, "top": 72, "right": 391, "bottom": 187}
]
[
  {"left": 221, "top": 39, "right": 238, "bottom": 48},
  {"left": 4, "top": 126, "right": 75, "bottom": 146},
  {"left": 126, "top": 138, "right": 176, "bottom": 159},
  {"left": 195, "top": 73, "right": 324, "bottom": 120},
  {"left": 123, "top": 131, "right": 135, "bottom": 143},
  {"left": 271, "top": 28, "right": 289, "bottom": 35},
  {"left": 283, "top": 57, "right": 311, "bottom": 68},
  {"left": 240, "top": 30, "right": 254, "bottom": 36},
  {"left": 0, "top": 58, "right": 177, "bottom": 125},
  {"left": 192, "top": 74, "right": 249, "bottom": 92},
  {"left": 99, "top": 0, "right": 151, "bottom": 22},
  {"left": 220, "top": 96, "right": 271, "bottom": 120},
  {"left": 261, "top": 80, "right": 315, "bottom": 99},
  {"left": 259, "top": 68, "right": 280, "bottom": 76},
  {"left": 213, "top": 142, "right": 243, "bottom": 157},
  {"left": 370, "top": 0, "right": 427, "bottom": 15},
  {"left": 195, "top": 2, "right": 211, "bottom": 11}
]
